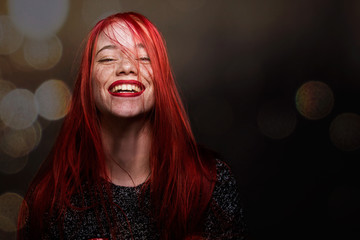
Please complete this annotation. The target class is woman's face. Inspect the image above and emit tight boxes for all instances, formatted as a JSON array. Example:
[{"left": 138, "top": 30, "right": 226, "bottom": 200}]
[{"left": 92, "top": 21, "right": 154, "bottom": 119}]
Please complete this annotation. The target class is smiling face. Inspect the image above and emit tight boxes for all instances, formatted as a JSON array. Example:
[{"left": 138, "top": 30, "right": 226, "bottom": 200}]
[{"left": 91, "top": 21, "right": 154, "bottom": 119}]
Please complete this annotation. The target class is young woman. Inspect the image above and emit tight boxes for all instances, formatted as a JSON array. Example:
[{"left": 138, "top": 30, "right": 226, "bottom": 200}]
[{"left": 18, "top": 12, "right": 246, "bottom": 240}]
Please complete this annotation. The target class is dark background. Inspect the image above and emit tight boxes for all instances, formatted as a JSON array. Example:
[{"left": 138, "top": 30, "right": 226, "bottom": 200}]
[{"left": 1, "top": 0, "right": 360, "bottom": 239}]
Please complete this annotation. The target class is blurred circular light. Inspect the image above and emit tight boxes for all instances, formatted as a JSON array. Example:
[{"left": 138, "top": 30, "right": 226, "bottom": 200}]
[
  {"left": 0, "top": 192, "right": 27, "bottom": 232},
  {"left": 81, "top": 0, "right": 121, "bottom": 28},
  {"left": 23, "top": 35, "right": 63, "bottom": 70},
  {"left": 0, "top": 15, "right": 24, "bottom": 55},
  {"left": 0, "top": 123, "right": 40, "bottom": 158},
  {"left": 35, "top": 79, "right": 71, "bottom": 120},
  {"left": 8, "top": 0, "right": 69, "bottom": 40},
  {"left": 329, "top": 113, "right": 360, "bottom": 151},
  {"left": 295, "top": 81, "right": 334, "bottom": 120},
  {"left": 0, "top": 80, "right": 16, "bottom": 101},
  {"left": 168, "top": 0, "right": 207, "bottom": 12},
  {"left": 0, "top": 151, "right": 28, "bottom": 175},
  {"left": 32, "top": 121, "right": 42, "bottom": 147},
  {"left": 194, "top": 97, "right": 234, "bottom": 136},
  {"left": 0, "top": 89, "right": 38, "bottom": 130},
  {"left": 8, "top": 46, "right": 33, "bottom": 72},
  {"left": 257, "top": 100, "right": 297, "bottom": 139},
  {"left": 0, "top": 81, "right": 16, "bottom": 127}
]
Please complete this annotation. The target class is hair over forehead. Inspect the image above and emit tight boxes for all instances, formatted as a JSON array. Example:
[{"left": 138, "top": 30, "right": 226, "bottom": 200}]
[
  {"left": 101, "top": 20, "right": 144, "bottom": 47},
  {"left": 18, "top": 12, "right": 217, "bottom": 240},
  {"left": 91, "top": 13, "right": 155, "bottom": 55}
]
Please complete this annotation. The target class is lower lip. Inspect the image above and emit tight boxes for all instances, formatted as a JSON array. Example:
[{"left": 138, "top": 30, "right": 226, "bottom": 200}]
[
  {"left": 109, "top": 91, "right": 144, "bottom": 97},
  {"left": 108, "top": 81, "right": 145, "bottom": 97}
]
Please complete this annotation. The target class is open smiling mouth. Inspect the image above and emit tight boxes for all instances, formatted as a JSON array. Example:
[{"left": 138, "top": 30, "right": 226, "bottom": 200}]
[{"left": 108, "top": 80, "right": 145, "bottom": 97}]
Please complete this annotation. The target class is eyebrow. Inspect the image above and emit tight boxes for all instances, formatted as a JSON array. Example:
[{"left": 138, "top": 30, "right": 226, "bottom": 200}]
[
  {"left": 95, "top": 43, "right": 147, "bottom": 57},
  {"left": 95, "top": 44, "right": 117, "bottom": 56}
]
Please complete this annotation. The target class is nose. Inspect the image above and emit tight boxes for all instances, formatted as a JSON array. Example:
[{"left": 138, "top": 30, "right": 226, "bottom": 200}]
[{"left": 116, "top": 56, "right": 138, "bottom": 76}]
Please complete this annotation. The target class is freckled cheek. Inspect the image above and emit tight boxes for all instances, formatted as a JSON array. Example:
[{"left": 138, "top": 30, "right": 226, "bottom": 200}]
[
  {"left": 140, "top": 66, "right": 154, "bottom": 85},
  {"left": 92, "top": 67, "right": 113, "bottom": 90}
]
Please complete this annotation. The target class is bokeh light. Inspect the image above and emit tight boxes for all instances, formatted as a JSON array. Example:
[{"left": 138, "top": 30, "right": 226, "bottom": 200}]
[
  {"left": 81, "top": 0, "right": 121, "bottom": 28},
  {"left": 8, "top": 0, "right": 69, "bottom": 40},
  {"left": 0, "top": 152, "right": 28, "bottom": 175},
  {"left": 23, "top": 35, "right": 63, "bottom": 70},
  {"left": 0, "top": 80, "right": 16, "bottom": 100},
  {"left": 329, "top": 113, "right": 360, "bottom": 151},
  {"left": 0, "top": 15, "right": 23, "bottom": 55},
  {"left": 257, "top": 100, "right": 297, "bottom": 139},
  {"left": 295, "top": 81, "right": 334, "bottom": 120},
  {"left": 35, "top": 79, "right": 71, "bottom": 120},
  {"left": 0, "top": 80, "right": 16, "bottom": 130},
  {"left": 193, "top": 97, "right": 234, "bottom": 136},
  {"left": 0, "top": 192, "right": 28, "bottom": 232},
  {"left": 32, "top": 121, "right": 43, "bottom": 147},
  {"left": 0, "top": 122, "right": 41, "bottom": 158},
  {"left": 0, "top": 89, "right": 38, "bottom": 130},
  {"left": 8, "top": 45, "right": 33, "bottom": 72},
  {"left": 168, "top": 0, "right": 207, "bottom": 12}
]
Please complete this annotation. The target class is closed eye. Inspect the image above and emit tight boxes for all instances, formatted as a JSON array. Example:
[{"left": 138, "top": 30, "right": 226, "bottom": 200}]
[
  {"left": 98, "top": 58, "right": 115, "bottom": 63},
  {"left": 137, "top": 57, "right": 150, "bottom": 62}
]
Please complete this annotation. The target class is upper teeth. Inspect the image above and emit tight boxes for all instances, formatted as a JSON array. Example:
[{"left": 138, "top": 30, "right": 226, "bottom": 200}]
[{"left": 111, "top": 84, "right": 141, "bottom": 93}]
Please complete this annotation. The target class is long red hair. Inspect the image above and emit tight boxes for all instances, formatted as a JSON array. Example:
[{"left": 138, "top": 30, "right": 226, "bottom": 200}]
[{"left": 18, "top": 12, "right": 216, "bottom": 239}]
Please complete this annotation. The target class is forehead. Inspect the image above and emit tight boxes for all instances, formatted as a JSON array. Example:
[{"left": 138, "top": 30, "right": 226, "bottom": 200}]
[{"left": 96, "top": 21, "right": 140, "bottom": 50}]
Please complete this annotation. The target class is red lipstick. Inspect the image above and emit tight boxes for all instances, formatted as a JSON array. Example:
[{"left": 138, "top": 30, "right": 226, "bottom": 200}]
[{"left": 108, "top": 80, "right": 145, "bottom": 97}]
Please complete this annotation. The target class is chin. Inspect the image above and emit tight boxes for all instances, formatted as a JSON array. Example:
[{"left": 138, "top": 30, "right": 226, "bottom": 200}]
[{"left": 109, "top": 108, "right": 152, "bottom": 119}]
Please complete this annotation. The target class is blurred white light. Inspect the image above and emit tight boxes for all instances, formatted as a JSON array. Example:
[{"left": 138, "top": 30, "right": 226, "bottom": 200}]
[
  {"left": 81, "top": 0, "right": 121, "bottom": 27},
  {"left": 23, "top": 35, "right": 63, "bottom": 70},
  {"left": 329, "top": 113, "right": 360, "bottom": 151},
  {"left": 8, "top": 0, "right": 69, "bottom": 40},
  {"left": 0, "top": 123, "right": 41, "bottom": 158},
  {"left": 0, "top": 80, "right": 16, "bottom": 101},
  {"left": 8, "top": 45, "right": 33, "bottom": 72},
  {"left": 0, "top": 89, "right": 38, "bottom": 130},
  {"left": 35, "top": 79, "right": 71, "bottom": 120},
  {"left": 0, "top": 15, "right": 23, "bottom": 55},
  {"left": 0, "top": 192, "right": 27, "bottom": 232},
  {"left": 0, "top": 80, "right": 16, "bottom": 131}
]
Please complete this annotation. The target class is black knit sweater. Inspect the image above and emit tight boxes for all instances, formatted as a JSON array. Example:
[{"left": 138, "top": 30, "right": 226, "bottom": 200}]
[{"left": 27, "top": 160, "right": 246, "bottom": 239}]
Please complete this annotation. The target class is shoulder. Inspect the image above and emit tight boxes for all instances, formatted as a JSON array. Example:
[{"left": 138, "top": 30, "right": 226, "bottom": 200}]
[
  {"left": 212, "top": 159, "right": 240, "bottom": 212},
  {"left": 203, "top": 159, "right": 247, "bottom": 239},
  {"left": 215, "top": 159, "right": 236, "bottom": 185}
]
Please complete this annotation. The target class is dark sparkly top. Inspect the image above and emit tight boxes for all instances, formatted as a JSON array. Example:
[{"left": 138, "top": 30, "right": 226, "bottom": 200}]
[{"left": 35, "top": 160, "right": 246, "bottom": 239}]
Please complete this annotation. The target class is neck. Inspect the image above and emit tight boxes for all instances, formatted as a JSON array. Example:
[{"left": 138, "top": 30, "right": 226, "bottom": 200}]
[{"left": 100, "top": 114, "right": 152, "bottom": 187}]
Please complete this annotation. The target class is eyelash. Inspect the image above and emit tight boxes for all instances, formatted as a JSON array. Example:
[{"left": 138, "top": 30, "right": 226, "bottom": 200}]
[
  {"left": 98, "top": 58, "right": 114, "bottom": 62},
  {"left": 98, "top": 57, "right": 150, "bottom": 63},
  {"left": 138, "top": 57, "right": 151, "bottom": 62}
]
